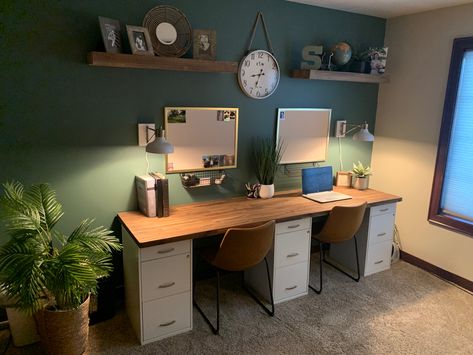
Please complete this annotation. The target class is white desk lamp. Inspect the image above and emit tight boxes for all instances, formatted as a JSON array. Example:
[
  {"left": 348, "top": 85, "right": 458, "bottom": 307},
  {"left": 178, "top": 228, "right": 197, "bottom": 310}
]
[
  {"left": 334, "top": 120, "right": 374, "bottom": 186},
  {"left": 335, "top": 120, "right": 374, "bottom": 141}
]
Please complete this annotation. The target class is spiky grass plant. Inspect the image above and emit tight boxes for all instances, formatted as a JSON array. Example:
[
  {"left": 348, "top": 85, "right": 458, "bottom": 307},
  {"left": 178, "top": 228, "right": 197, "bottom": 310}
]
[
  {"left": 252, "top": 137, "right": 285, "bottom": 185},
  {"left": 0, "top": 181, "right": 121, "bottom": 314},
  {"left": 352, "top": 161, "right": 372, "bottom": 177}
]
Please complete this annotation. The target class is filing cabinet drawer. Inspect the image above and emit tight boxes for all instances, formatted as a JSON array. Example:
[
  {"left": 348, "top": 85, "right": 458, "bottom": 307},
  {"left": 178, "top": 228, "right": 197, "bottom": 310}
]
[
  {"left": 142, "top": 292, "right": 191, "bottom": 341},
  {"left": 368, "top": 213, "right": 395, "bottom": 245},
  {"left": 141, "top": 240, "right": 191, "bottom": 262},
  {"left": 370, "top": 203, "right": 396, "bottom": 217},
  {"left": 365, "top": 241, "right": 391, "bottom": 276},
  {"left": 141, "top": 253, "right": 191, "bottom": 301},
  {"left": 274, "top": 262, "right": 308, "bottom": 302},
  {"left": 275, "top": 218, "right": 311, "bottom": 235},
  {"left": 274, "top": 229, "right": 310, "bottom": 268}
]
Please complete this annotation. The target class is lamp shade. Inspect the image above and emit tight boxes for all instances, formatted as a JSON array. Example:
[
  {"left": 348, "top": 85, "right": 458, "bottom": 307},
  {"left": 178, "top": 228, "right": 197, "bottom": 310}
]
[
  {"left": 353, "top": 124, "right": 374, "bottom": 142},
  {"left": 146, "top": 129, "right": 174, "bottom": 154}
]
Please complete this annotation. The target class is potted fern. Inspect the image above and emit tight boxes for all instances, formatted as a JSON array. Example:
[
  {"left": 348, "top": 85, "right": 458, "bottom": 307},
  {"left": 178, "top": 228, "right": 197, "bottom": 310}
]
[
  {"left": 252, "top": 137, "right": 284, "bottom": 199},
  {"left": 351, "top": 161, "right": 372, "bottom": 190},
  {"left": 0, "top": 181, "right": 121, "bottom": 354}
]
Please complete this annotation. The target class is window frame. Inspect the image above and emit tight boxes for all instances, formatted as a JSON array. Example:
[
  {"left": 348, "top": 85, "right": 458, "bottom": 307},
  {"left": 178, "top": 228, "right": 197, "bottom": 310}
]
[{"left": 429, "top": 36, "right": 473, "bottom": 237}]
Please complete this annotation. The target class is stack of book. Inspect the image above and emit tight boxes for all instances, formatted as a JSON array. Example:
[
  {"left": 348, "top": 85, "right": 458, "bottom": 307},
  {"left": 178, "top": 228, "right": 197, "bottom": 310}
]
[{"left": 135, "top": 173, "right": 170, "bottom": 218}]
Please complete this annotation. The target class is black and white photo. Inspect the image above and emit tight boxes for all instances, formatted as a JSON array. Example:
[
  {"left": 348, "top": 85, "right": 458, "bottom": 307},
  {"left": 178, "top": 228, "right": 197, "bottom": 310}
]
[
  {"left": 193, "top": 29, "right": 216, "bottom": 60},
  {"left": 99, "top": 17, "right": 122, "bottom": 53},
  {"left": 126, "top": 25, "right": 154, "bottom": 56}
]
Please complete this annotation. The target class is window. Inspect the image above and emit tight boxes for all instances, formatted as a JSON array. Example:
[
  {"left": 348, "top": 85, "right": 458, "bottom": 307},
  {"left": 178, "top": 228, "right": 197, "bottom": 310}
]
[{"left": 429, "top": 37, "right": 473, "bottom": 237}]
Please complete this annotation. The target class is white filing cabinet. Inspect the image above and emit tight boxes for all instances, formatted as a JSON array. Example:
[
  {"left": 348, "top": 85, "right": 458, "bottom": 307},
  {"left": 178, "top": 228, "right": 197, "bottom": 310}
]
[
  {"left": 329, "top": 203, "right": 396, "bottom": 276},
  {"left": 122, "top": 228, "right": 192, "bottom": 345},
  {"left": 245, "top": 218, "right": 312, "bottom": 304}
]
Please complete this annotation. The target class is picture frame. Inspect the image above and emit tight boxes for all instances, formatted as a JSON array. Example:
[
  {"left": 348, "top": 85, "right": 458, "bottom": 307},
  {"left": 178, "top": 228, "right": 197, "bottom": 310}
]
[
  {"left": 193, "top": 29, "right": 216, "bottom": 60},
  {"left": 99, "top": 16, "right": 122, "bottom": 53},
  {"left": 126, "top": 25, "right": 154, "bottom": 56}
]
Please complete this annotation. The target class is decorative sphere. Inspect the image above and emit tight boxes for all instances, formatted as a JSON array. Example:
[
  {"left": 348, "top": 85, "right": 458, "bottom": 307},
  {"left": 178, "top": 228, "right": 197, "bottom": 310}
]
[{"left": 331, "top": 42, "right": 352, "bottom": 66}]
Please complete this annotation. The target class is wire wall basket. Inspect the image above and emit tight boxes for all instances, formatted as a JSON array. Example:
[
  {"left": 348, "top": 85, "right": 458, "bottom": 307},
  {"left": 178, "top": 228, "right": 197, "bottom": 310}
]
[{"left": 180, "top": 170, "right": 226, "bottom": 189}]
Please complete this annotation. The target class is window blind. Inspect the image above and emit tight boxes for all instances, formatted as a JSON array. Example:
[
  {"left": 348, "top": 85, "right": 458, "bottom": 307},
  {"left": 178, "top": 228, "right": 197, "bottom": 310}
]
[{"left": 441, "top": 50, "right": 473, "bottom": 221}]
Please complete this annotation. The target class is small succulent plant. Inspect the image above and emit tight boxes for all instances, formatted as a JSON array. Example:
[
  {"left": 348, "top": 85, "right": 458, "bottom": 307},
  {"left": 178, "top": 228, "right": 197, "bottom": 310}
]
[{"left": 352, "top": 161, "right": 371, "bottom": 177}]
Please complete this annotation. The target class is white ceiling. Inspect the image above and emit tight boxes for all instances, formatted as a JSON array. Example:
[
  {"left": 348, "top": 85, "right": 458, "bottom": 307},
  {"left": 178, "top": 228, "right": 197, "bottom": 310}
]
[{"left": 287, "top": 0, "right": 473, "bottom": 18}]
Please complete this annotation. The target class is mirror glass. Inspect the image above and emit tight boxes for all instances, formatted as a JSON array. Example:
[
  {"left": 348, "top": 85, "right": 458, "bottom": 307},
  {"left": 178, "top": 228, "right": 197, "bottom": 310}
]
[
  {"left": 277, "top": 108, "right": 331, "bottom": 164},
  {"left": 165, "top": 107, "right": 238, "bottom": 173},
  {"left": 156, "top": 22, "right": 177, "bottom": 45}
]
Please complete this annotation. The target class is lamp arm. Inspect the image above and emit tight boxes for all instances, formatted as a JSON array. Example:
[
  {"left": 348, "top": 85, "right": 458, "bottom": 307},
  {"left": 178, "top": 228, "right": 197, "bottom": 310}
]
[{"left": 344, "top": 122, "right": 368, "bottom": 135}]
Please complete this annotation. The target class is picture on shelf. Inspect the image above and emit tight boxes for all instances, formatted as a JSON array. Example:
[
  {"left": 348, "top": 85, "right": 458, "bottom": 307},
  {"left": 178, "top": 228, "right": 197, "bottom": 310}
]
[
  {"left": 167, "top": 109, "right": 186, "bottom": 123},
  {"left": 369, "top": 47, "right": 388, "bottom": 75},
  {"left": 193, "top": 29, "right": 216, "bottom": 60},
  {"left": 99, "top": 17, "right": 122, "bottom": 53},
  {"left": 126, "top": 25, "right": 154, "bottom": 56}
]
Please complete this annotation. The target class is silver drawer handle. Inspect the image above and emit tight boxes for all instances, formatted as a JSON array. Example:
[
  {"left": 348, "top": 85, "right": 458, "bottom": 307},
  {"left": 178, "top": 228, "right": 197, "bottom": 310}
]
[
  {"left": 285, "top": 285, "right": 298, "bottom": 290},
  {"left": 379, "top": 208, "right": 389, "bottom": 212},
  {"left": 158, "top": 281, "right": 176, "bottom": 289},
  {"left": 159, "top": 320, "right": 176, "bottom": 327},
  {"left": 157, "top": 248, "right": 175, "bottom": 254},
  {"left": 374, "top": 260, "right": 384, "bottom": 265},
  {"left": 377, "top": 232, "right": 387, "bottom": 237},
  {"left": 287, "top": 253, "right": 299, "bottom": 258},
  {"left": 287, "top": 224, "right": 300, "bottom": 229}
]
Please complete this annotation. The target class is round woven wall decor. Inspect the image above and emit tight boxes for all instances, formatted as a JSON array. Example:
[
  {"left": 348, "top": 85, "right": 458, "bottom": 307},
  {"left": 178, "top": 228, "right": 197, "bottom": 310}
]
[{"left": 143, "top": 5, "right": 192, "bottom": 57}]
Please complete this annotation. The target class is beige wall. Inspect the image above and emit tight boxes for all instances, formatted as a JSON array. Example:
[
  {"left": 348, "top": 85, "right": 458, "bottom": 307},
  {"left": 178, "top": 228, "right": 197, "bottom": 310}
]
[{"left": 371, "top": 4, "right": 473, "bottom": 281}]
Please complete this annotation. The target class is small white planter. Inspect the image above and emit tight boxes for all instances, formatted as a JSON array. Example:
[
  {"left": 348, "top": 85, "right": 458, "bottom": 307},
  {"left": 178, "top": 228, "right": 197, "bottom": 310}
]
[
  {"left": 259, "top": 184, "right": 274, "bottom": 199},
  {"left": 353, "top": 176, "right": 369, "bottom": 190}
]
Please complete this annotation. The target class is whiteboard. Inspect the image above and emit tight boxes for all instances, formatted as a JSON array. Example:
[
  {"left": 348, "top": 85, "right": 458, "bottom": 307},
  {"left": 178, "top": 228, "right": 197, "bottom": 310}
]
[
  {"left": 165, "top": 107, "right": 238, "bottom": 173},
  {"left": 276, "top": 108, "right": 331, "bottom": 164}
]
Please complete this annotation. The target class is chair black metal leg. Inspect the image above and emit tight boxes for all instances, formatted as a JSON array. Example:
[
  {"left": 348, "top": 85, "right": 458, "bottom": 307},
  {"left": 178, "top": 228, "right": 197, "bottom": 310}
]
[
  {"left": 309, "top": 242, "right": 323, "bottom": 294},
  {"left": 193, "top": 265, "right": 220, "bottom": 335},
  {"left": 323, "top": 235, "right": 361, "bottom": 282},
  {"left": 242, "top": 257, "right": 275, "bottom": 316}
]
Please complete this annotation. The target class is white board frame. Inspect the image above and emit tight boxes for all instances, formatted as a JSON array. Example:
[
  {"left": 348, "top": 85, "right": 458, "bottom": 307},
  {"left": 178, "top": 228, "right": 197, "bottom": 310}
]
[
  {"left": 276, "top": 108, "right": 331, "bottom": 164},
  {"left": 164, "top": 107, "right": 239, "bottom": 173}
]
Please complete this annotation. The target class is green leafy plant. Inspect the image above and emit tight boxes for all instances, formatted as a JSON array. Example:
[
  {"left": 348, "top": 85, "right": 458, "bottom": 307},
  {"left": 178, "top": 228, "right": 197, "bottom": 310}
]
[
  {"left": 352, "top": 161, "right": 372, "bottom": 177},
  {"left": 0, "top": 181, "right": 121, "bottom": 314},
  {"left": 252, "top": 137, "right": 284, "bottom": 185}
]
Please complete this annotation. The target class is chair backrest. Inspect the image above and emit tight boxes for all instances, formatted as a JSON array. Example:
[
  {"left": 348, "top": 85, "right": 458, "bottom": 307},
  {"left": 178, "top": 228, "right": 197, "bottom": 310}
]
[
  {"left": 316, "top": 203, "right": 367, "bottom": 243},
  {"left": 212, "top": 220, "right": 275, "bottom": 271}
]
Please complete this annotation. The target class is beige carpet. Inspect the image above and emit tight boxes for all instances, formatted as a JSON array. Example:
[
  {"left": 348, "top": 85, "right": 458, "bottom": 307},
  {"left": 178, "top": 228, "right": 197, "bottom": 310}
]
[{"left": 4, "top": 259, "right": 473, "bottom": 354}]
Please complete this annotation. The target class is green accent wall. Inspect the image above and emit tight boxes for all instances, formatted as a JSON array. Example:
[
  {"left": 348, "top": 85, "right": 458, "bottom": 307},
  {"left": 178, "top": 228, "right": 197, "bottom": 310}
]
[{"left": 0, "top": 0, "right": 385, "bottom": 236}]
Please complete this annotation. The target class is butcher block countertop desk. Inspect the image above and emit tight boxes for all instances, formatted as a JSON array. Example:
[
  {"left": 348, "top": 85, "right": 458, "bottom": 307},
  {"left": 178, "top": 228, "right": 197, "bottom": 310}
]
[{"left": 118, "top": 187, "right": 402, "bottom": 247}]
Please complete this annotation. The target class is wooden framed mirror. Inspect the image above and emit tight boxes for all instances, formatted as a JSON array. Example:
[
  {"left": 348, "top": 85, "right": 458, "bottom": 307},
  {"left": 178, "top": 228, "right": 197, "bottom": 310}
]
[
  {"left": 276, "top": 108, "right": 331, "bottom": 164},
  {"left": 164, "top": 107, "right": 239, "bottom": 173}
]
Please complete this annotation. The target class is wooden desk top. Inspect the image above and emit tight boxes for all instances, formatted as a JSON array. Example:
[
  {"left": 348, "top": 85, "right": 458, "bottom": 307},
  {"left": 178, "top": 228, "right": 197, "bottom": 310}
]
[{"left": 118, "top": 187, "right": 401, "bottom": 247}]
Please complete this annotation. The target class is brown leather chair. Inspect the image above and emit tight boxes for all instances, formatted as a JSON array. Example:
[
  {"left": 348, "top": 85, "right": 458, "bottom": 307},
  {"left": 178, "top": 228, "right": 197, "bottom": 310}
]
[
  {"left": 193, "top": 220, "right": 276, "bottom": 335},
  {"left": 309, "top": 203, "right": 367, "bottom": 294}
]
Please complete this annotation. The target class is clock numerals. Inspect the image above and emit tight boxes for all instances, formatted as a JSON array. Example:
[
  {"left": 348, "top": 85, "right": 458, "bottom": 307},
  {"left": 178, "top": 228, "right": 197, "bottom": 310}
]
[{"left": 239, "top": 50, "right": 280, "bottom": 99}]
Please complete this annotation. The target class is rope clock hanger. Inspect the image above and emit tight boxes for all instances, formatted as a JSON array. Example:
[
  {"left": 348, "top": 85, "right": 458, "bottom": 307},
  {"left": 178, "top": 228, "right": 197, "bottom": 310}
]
[{"left": 238, "top": 12, "right": 280, "bottom": 100}]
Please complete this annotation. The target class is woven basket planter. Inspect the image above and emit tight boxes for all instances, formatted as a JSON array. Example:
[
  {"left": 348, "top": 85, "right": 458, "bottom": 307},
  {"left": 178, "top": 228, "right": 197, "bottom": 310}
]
[{"left": 34, "top": 296, "right": 90, "bottom": 355}]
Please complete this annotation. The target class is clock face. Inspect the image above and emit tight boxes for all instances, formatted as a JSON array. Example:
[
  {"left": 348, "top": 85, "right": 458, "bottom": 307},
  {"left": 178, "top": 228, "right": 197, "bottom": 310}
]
[{"left": 238, "top": 50, "right": 280, "bottom": 99}]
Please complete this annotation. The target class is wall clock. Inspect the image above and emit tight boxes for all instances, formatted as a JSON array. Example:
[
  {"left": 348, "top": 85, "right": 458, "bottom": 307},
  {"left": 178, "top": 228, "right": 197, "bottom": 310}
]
[
  {"left": 238, "top": 12, "right": 280, "bottom": 99},
  {"left": 238, "top": 49, "right": 280, "bottom": 99}
]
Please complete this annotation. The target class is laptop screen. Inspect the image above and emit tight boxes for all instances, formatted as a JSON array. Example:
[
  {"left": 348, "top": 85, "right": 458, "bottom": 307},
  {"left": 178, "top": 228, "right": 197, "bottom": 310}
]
[{"left": 301, "top": 166, "right": 333, "bottom": 194}]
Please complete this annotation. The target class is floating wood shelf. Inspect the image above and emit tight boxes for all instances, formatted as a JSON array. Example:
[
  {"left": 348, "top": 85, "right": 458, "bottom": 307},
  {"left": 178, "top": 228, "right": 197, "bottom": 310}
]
[
  {"left": 87, "top": 52, "right": 238, "bottom": 73},
  {"left": 291, "top": 69, "right": 390, "bottom": 84}
]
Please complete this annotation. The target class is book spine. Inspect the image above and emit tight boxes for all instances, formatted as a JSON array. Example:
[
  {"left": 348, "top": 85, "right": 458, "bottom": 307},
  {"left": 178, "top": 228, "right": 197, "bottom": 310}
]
[
  {"left": 161, "top": 178, "right": 170, "bottom": 217},
  {"left": 155, "top": 178, "right": 164, "bottom": 218}
]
